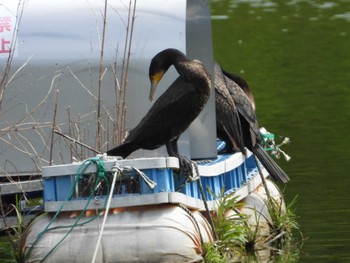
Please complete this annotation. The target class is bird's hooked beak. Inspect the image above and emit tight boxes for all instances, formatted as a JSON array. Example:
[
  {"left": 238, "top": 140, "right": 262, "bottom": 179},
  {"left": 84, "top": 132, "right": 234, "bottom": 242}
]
[{"left": 149, "top": 71, "right": 164, "bottom": 102}]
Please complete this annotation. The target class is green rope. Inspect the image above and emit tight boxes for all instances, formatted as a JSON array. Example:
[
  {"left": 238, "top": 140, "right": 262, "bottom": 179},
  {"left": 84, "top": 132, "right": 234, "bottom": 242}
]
[
  {"left": 260, "top": 131, "right": 276, "bottom": 151},
  {"left": 26, "top": 157, "right": 110, "bottom": 262}
]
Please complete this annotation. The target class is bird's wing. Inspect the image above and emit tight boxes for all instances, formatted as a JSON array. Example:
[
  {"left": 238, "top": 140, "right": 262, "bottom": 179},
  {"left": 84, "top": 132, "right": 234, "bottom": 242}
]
[
  {"left": 222, "top": 69, "right": 256, "bottom": 110},
  {"left": 214, "top": 64, "right": 245, "bottom": 151},
  {"left": 125, "top": 77, "right": 202, "bottom": 144},
  {"left": 225, "top": 76, "right": 260, "bottom": 137}
]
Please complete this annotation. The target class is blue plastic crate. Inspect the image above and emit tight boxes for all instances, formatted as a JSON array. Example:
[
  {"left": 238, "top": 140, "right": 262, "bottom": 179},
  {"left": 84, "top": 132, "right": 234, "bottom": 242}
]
[
  {"left": 141, "top": 168, "right": 175, "bottom": 194},
  {"left": 200, "top": 175, "right": 223, "bottom": 201},
  {"left": 179, "top": 180, "right": 201, "bottom": 199},
  {"left": 240, "top": 163, "right": 247, "bottom": 183},
  {"left": 189, "top": 181, "right": 200, "bottom": 199},
  {"left": 42, "top": 154, "right": 259, "bottom": 203},
  {"left": 57, "top": 175, "right": 74, "bottom": 200},
  {"left": 224, "top": 168, "right": 240, "bottom": 191},
  {"left": 43, "top": 166, "right": 176, "bottom": 202},
  {"left": 43, "top": 175, "right": 73, "bottom": 202},
  {"left": 173, "top": 173, "right": 199, "bottom": 198},
  {"left": 245, "top": 155, "right": 256, "bottom": 169},
  {"left": 43, "top": 177, "right": 56, "bottom": 202}
]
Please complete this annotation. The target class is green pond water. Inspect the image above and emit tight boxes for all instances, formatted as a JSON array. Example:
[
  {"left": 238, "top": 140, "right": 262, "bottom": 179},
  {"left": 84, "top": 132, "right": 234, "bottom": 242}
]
[{"left": 210, "top": 0, "right": 350, "bottom": 262}]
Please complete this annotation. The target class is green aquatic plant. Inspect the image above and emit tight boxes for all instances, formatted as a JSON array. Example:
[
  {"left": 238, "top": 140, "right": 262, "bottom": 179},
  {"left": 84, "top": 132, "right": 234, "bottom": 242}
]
[
  {"left": 0, "top": 194, "right": 42, "bottom": 263},
  {"left": 264, "top": 195, "right": 302, "bottom": 247},
  {"left": 204, "top": 190, "right": 249, "bottom": 262},
  {"left": 0, "top": 203, "right": 27, "bottom": 263},
  {"left": 203, "top": 187, "right": 302, "bottom": 262},
  {"left": 243, "top": 207, "right": 263, "bottom": 254},
  {"left": 203, "top": 242, "right": 227, "bottom": 263}
]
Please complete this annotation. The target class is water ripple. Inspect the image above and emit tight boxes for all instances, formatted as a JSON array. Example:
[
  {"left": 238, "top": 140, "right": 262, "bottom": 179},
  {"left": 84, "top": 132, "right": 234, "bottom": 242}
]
[
  {"left": 332, "top": 12, "right": 350, "bottom": 22},
  {"left": 211, "top": 15, "right": 229, "bottom": 20}
]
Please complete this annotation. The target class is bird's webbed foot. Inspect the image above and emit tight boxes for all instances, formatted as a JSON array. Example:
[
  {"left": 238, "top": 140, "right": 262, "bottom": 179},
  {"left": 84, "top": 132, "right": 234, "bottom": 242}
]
[
  {"left": 166, "top": 141, "right": 195, "bottom": 176},
  {"left": 174, "top": 155, "right": 194, "bottom": 177},
  {"left": 179, "top": 155, "right": 192, "bottom": 174}
]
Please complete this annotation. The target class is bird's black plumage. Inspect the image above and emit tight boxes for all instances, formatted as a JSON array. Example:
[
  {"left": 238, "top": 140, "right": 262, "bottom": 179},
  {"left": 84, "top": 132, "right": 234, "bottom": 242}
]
[
  {"left": 107, "top": 49, "right": 211, "bottom": 166},
  {"left": 215, "top": 63, "right": 245, "bottom": 154},
  {"left": 221, "top": 69, "right": 255, "bottom": 110},
  {"left": 215, "top": 63, "right": 289, "bottom": 183}
]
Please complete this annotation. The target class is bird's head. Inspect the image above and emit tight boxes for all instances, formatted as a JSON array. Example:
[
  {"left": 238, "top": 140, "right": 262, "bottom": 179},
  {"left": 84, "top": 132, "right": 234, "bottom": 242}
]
[{"left": 148, "top": 48, "right": 186, "bottom": 101}]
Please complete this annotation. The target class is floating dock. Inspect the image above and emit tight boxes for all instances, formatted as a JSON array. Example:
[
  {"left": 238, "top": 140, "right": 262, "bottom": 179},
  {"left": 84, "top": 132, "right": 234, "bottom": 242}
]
[{"left": 22, "top": 151, "right": 284, "bottom": 262}]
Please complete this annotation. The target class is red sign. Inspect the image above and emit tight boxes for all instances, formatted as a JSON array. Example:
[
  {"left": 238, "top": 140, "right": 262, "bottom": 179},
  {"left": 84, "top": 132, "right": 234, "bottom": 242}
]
[
  {"left": 0, "top": 37, "right": 11, "bottom": 53},
  {"left": 0, "top": 13, "right": 17, "bottom": 57},
  {"left": 0, "top": 16, "right": 12, "bottom": 32}
]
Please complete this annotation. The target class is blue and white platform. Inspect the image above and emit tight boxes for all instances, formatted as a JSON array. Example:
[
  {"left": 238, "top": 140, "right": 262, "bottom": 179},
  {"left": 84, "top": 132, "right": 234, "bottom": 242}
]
[
  {"left": 41, "top": 151, "right": 267, "bottom": 213},
  {"left": 24, "top": 151, "right": 283, "bottom": 262}
]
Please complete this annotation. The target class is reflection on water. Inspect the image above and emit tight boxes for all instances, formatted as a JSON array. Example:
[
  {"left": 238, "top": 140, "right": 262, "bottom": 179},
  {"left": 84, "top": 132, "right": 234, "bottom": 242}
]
[
  {"left": 211, "top": 0, "right": 350, "bottom": 262},
  {"left": 332, "top": 12, "right": 350, "bottom": 22}
]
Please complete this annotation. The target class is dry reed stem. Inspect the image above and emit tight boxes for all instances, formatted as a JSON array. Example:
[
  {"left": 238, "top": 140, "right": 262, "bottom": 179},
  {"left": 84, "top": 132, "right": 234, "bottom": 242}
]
[
  {"left": 69, "top": 69, "right": 98, "bottom": 100},
  {"left": 1, "top": 1, "right": 137, "bottom": 175},
  {"left": 0, "top": 72, "right": 62, "bottom": 137},
  {"left": 116, "top": 1, "right": 130, "bottom": 143},
  {"left": 0, "top": 0, "right": 25, "bottom": 108},
  {"left": 54, "top": 130, "right": 101, "bottom": 154},
  {"left": 49, "top": 90, "right": 59, "bottom": 165},
  {"left": 121, "top": 0, "right": 137, "bottom": 138},
  {"left": 96, "top": 0, "right": 108, "bottom": 152},
  {"left": 0, "top": 135, "right": 47, "bottom": 166}
]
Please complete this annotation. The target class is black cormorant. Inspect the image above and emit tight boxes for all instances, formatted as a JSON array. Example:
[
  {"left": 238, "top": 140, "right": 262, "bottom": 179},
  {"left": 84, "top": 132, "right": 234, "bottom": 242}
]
[
  {"left": 107, "top": 48, "right": 211, "bottom": 171},
  {"left": 215, "top": 63, "right": 245, "bottom": 154},
  {"left": 215, "top": 63, "right": 289, "bottom": 183},
  {"left": 222, "top": 69, "right": 255, "bottom": 110}
]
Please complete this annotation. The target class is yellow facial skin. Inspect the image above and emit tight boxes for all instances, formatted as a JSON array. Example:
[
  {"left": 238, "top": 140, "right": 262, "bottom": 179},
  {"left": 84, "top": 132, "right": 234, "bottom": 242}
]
[{"left": 149, "top": 71, "right": 164, "bottom": 101}]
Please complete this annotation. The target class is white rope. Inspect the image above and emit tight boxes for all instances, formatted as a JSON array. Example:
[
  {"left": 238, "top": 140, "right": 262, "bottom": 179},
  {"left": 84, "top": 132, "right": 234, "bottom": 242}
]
[
  {"left": 91, "top": 160, "right": 156, "bottom": 262},
  {"left": 123, "top": 166, "right": 157, "bottom": 189},
  {"left": 91, "top": 163, "right": 121, "bottom": 263}
]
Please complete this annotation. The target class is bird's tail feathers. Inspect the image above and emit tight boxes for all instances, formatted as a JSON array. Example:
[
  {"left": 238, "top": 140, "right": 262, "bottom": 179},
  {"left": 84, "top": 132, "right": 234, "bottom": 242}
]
[
  {"left": 106, "top": 143, "right": 133, "bottom": 159},
  {"left": 252, "top": 144, "right": 290, "bottom": 183}
]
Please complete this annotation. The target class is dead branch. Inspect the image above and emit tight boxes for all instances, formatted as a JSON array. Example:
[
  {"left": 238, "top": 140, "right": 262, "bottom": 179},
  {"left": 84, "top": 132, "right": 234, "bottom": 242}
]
[
  {"left": 0, "top": 0, "right": 25, "bottom": 109},
  {"left": 0, "top": 72, "right": 62, "bottom": 137},
  {"left": 121, "top": 0, "right": 137, "bottom": 136},
  {"left": 69, "top": 68, "right": 98, "bottom": 100},
  {"left": 54, "top": 130, "right": 101, "bottom": 154},
  {"left": 49, "top": 90, "right": 59, "bottom": 165},
  {"left": 96, "top": 0, "right": 109, "bottom": 152}
]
